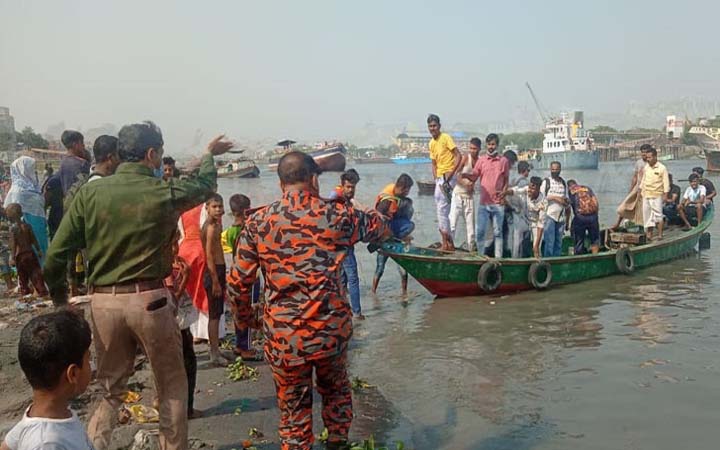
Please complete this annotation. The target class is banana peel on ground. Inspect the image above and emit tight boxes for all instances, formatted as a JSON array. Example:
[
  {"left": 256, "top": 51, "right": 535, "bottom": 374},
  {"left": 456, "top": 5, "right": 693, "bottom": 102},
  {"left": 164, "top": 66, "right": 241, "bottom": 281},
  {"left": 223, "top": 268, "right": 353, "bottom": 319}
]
[
  {"left": 122, "top": 390, "right": 142, "bottom": 404},
  {"left": 351, "top": 376, "right": 374, "bottom": 391},
  {"left": 127, "top": 404, "right": 160, "bottom": 423}
]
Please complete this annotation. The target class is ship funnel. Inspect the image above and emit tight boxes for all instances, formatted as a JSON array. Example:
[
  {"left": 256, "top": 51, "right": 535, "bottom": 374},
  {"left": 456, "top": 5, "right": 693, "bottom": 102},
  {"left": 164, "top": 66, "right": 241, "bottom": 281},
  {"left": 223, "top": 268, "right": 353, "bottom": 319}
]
[{"left": 573, "top": 111, "right": 584, "bottom": 126}]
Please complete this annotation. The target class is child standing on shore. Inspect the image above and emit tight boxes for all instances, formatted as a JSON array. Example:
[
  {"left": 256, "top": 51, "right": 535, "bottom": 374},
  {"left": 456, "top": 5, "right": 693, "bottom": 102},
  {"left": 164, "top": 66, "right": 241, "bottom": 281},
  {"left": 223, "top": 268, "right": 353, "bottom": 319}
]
[
  {"left": 1, "top": 310, "right": 93, "bottom": 450},
  {"left": 165, "top": 231, "right": 202, "bottom": 418},
  {"left": 6, "top": 203, "right": 48, "bottom": 297},
  {"left": 223, "top": 194, "right": 261, "bottom": 359},
  {"left": 202, "top": 194, "right": 231, "bottom": 366}
]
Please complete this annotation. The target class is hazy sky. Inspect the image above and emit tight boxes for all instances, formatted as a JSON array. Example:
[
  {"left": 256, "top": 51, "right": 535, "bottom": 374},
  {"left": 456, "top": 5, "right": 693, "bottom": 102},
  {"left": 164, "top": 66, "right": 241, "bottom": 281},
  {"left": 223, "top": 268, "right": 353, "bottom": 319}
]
[{"left": 2, "top": 0, "right": 719, "bottom": 151}]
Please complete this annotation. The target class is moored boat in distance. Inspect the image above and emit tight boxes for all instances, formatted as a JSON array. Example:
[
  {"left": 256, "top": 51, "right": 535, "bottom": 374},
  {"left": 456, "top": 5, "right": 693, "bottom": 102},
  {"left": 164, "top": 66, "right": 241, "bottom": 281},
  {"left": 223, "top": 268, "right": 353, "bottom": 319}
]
[
  {"left": 689, "top": 121, "right": 720, "bottom": 172},
  {"left": 391, "top": 152, "right": 431, "bottom": 165},
  {"left": 704, "top": 149, "right": 720, "bottom": 172},
  {"left": 380, "top": 208, "right": 713, "bottom": 298},
  {"left": 216, "top": 159, "right": 260, "bottom": 178},
  {"left": 417, "top": 180, "right": 435, "bottom": 196}
]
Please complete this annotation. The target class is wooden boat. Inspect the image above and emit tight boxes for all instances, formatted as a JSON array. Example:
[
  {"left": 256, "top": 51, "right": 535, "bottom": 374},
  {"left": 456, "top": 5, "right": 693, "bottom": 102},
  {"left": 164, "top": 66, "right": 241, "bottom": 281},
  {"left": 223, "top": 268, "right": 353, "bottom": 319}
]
[
  {"left": 217, "top": 159, "right": 260, "bottom": 178},
  {"left": 703, "top": 148, "right": 720, "bottom": 172},
  {"left": 380, "top": 208, "right": 713, "bottom": 297},
  {"left": 417, "top": 180, "right": 435, "bottom": 196}
]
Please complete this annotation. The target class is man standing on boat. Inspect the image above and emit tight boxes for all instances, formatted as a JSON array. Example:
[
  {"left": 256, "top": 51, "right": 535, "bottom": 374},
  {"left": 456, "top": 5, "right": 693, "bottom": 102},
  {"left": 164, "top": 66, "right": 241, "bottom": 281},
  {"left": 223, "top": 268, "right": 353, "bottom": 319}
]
[
  {"left": 462, "top": 134, "right": 510, "bottom": 258},
  {"left": 641, "top": 147, "right": 670, "bottom": 241},
  {"left": 449, "top": 137, "right": 480, "bottom": 251},
  {"left": 539, "top": 161, "right": 570, "bottom": 257},
  {"left": 227, "top": 152, "right": 390, "bottom": 450},
  {"left": 428, "top": 114, "right": 462, "bottom": 251},
  {"left": 612, "top": 145, "right": 650, "bottom": 230},
  {"left": 505, "top": 160, "right": 532, "bottom": 257},
  {"left": 567, "top": 180, "right": 600, "bottom": 254}
]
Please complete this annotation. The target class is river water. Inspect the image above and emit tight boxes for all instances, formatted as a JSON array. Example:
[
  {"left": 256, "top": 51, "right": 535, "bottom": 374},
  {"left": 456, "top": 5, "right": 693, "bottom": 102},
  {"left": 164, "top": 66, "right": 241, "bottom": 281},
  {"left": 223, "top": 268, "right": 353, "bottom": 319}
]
[{"left": 218, "top": 159, "right": 720, "bottom": 450}]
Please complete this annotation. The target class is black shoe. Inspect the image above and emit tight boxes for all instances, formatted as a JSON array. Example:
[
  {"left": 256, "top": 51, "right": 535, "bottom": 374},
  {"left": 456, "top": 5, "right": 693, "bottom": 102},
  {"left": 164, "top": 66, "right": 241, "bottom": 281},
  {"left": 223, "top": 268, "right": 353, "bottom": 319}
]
[{"left": 326, "top": 441, "right": 349, "bottom": 450}]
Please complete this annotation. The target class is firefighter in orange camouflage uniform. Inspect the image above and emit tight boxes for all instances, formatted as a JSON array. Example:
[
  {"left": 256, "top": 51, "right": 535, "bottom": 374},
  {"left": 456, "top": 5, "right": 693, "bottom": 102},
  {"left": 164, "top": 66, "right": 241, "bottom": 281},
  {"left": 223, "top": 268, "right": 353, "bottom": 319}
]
[{"left": 227, "top": 152, "right": 390, "bottom": 450}]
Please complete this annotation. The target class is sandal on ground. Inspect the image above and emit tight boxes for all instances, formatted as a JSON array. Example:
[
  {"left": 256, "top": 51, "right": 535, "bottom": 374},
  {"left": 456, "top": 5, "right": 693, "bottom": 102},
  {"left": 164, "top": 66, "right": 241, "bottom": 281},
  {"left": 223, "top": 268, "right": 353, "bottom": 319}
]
[{"left": 233, "top": 348, "right": 263, "bottom": 361}]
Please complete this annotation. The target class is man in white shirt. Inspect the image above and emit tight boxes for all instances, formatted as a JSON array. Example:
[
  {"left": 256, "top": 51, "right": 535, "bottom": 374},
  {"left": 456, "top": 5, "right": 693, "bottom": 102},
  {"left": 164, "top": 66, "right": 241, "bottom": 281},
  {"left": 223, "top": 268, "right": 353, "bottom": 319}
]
[
  {"left": 539, "top": 162, "right": 569, "bottom": 257},
  {"left": 678, "top": 173, "right": 707, "bottom": 230},
  {"left": 449, "top": 138, "right": 480, "bottom": 250},
  {"left": 504, "top": 176, "right": 546, "bottom": 258}
]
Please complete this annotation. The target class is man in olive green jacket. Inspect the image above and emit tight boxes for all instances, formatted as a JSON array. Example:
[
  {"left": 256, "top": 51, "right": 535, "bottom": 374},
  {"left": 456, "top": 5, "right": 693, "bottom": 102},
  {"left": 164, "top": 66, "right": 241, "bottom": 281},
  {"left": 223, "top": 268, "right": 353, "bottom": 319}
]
[{"left": 44, "top": 121, "right": 233, "bottom": 450}]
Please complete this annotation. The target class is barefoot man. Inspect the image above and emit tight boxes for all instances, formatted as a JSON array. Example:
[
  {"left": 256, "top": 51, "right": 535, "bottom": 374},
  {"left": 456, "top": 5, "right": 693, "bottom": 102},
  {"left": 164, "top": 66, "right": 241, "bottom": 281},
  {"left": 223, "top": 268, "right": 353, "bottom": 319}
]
[{"left": 428, "top": 114, "right": 462, "bottom": 251}]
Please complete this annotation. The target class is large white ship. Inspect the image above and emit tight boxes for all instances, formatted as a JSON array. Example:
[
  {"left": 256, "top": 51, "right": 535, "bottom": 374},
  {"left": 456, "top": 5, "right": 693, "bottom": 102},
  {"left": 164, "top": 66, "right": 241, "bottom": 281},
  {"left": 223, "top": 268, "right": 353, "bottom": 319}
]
[
  {"left": 689, "top": 118, "right": 720, "bottom": 172},
  {"left": 523, "top": 111, "right": 599, "bottom": 170}
]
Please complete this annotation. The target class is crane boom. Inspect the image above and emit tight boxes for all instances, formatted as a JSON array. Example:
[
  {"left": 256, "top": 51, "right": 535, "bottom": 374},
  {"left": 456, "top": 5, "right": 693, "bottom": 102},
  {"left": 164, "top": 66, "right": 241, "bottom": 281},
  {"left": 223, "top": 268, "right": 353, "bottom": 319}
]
[{"left": 525, "top": 82, "right": 548, "bottom": 124}]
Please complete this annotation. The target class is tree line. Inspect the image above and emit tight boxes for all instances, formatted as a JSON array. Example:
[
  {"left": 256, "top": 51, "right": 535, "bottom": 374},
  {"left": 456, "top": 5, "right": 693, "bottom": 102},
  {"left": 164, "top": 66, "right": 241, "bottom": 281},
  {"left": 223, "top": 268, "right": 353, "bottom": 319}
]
[{"left": 0, "top": 127, "right": 49, "bottom": 153}]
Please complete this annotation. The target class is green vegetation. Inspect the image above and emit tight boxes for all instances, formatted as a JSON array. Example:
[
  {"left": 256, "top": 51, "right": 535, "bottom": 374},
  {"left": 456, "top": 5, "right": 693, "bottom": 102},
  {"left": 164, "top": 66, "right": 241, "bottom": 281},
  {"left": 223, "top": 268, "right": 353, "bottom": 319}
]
[
  {"left": 498, "top": 132, "right": 543, "bottom": 150},
  {"left": 226, "top": 358, "right": 259, "bottom": 382},
  {"left": 318, "top": 429, "right": 409, "bottom": 450},
  {"left": 16, "top": 127, "right": 49, "bottom": 149},
  {"left": 0, "top": 131, "right": 14, "bottom": 153},
  {"left": 590, "top": 125, "right": 618, "bottom": 133},
  {"left": 350, "top": 376, "right": 373, "bottom": 391}
]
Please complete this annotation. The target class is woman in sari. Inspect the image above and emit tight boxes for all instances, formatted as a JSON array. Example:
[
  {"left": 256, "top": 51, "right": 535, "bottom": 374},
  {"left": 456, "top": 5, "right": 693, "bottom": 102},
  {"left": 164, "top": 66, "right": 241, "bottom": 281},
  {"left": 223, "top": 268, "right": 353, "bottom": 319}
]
[{"left": 3, "top": 156, "right": 48, "bottom": 261}]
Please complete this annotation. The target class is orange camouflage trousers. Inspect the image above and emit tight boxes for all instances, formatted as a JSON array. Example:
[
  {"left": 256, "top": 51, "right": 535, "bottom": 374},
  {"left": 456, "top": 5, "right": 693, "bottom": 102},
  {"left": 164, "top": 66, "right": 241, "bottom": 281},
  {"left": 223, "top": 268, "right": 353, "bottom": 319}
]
[{"left": 270, "top": 349, "right": 352, "bottom": 450}]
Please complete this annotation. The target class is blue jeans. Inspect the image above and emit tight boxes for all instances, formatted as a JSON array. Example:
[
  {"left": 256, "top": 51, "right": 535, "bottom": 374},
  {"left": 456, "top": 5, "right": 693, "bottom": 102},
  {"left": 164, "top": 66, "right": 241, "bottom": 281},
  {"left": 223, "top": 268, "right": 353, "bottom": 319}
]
[
  {"left": 543, "top": 217, "right": 564, "bottom": 257},
  {"left": 374, "top": 216, "right": 412, "bottom": 281},
  {"left": 475, "top": 204, "right": 505, "bottom": 258},
  {"left": 391, "top": 217, "right": 415, "bottom": 239},
  {"left": 341, "top": 247, "right": 361, "bottom": 314},
  {"left": 374, "top": 253, "right": 408, "bottom": 281}
]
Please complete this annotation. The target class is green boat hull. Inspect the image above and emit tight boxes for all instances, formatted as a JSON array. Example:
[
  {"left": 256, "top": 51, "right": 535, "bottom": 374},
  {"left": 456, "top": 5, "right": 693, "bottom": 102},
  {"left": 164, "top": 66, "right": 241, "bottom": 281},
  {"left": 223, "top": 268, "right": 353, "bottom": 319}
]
[{"left": 381, "top": 209, "right": 713, "bottom": 297}]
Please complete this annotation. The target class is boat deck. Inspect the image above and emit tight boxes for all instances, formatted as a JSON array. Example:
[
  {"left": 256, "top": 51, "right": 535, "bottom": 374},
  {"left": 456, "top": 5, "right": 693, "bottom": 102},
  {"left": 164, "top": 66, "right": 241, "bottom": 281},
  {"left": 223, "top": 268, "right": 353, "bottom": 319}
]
[
  {"left": 381, "top": 209, "right": 712, "bottom": 297},
  {"left": 390, "top": 222, "right": 701, "bottom": 263}
]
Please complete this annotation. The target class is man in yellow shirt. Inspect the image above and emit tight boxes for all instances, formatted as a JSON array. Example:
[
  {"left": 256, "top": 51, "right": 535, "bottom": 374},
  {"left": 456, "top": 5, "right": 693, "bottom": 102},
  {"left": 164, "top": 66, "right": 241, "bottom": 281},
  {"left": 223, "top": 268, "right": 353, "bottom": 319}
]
[
  {"left": 640, "top": 146, "right": 670, "bottom": 240},
  {"left": 428, "top": 114, "right": 462, "bottom": 251}
]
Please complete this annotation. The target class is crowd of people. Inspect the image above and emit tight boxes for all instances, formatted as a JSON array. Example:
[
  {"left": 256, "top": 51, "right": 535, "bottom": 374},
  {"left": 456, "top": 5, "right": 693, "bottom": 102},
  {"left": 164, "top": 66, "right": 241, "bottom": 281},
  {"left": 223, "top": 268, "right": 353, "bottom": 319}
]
[
  {"left": 613, "top": 144, "right": 715, "bottom": 241},
  {"left": 0, "top": 118, "right": 715, "bottom": 450},
  {"left": 428, "top": 115, "right": 713, "bottom": 258}
]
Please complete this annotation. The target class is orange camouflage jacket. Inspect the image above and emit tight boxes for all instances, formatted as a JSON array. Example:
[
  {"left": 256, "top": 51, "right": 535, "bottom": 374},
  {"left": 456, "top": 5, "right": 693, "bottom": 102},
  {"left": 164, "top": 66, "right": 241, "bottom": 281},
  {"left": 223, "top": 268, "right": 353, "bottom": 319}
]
[{"left": 227, "top": 189, "right": 390, "bottom": 366}]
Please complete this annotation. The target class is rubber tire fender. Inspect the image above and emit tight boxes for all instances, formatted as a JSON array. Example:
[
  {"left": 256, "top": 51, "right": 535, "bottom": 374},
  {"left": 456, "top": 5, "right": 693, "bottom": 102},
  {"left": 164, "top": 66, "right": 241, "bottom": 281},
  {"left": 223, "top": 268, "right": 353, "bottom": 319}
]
[
  {"left": 528, "top": 261, "right": 553, "bottom": 290},
  {"left": 699, "top": 232, "right": 711, "bottom": 251},
  {"left": 477, "top": 261, "right": 503, "bottom": 293},
  {"left": 615, "top": 247, "right": 635, "bottom": 274}
]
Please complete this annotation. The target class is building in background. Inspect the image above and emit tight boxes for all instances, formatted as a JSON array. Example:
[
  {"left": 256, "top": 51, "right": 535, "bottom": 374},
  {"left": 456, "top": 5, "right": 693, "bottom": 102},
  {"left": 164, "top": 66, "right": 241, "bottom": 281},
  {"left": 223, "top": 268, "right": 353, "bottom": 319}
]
[
  {"left": 666, "top": 115, "right": 686, "bottom": 139},
  {"left": 395, "top": 130, "right": 474, "bottom": 153},
  {"left": 0, "top": 107, "right": 17, "bottom": 162}
]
